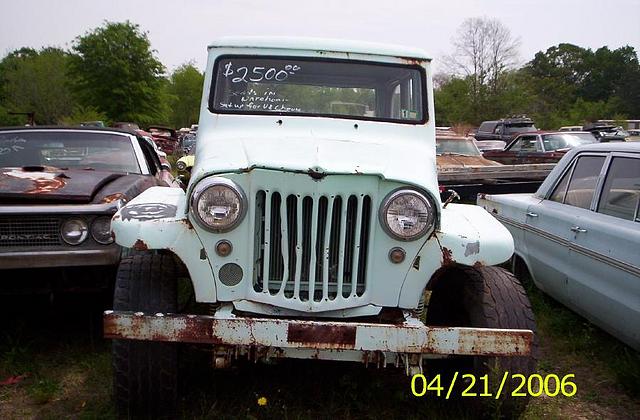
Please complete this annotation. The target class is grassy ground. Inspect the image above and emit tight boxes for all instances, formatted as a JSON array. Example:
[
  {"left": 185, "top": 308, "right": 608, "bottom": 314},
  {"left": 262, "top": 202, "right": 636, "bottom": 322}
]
[{"left": 1, "top": 279, "right": 638, "bottom": 419}]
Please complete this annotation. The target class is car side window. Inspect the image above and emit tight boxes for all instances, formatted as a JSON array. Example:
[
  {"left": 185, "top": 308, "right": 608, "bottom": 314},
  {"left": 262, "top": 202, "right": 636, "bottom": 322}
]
[
  {"left": 493, "top": 124, "right": 503, "bottom": 135},
  {"left": 597, "top": 157, "right": 640, "bottom": 222},
  {"left": 550, "top": 155, "right": 605, "bottom": 209},
  {"left": 508, "top": 136, "right": 538, "bottom": 152}
]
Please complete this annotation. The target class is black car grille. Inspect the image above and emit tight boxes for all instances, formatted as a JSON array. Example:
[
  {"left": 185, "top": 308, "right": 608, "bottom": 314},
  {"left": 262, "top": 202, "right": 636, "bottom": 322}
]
[{"left": 0, "top": 217, "right": 62, "bottom": 247}]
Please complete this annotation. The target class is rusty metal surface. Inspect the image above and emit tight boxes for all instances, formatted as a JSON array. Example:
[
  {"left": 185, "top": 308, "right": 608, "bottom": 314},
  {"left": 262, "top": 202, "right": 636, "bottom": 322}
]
[
  {"left": 103, "top": 310, "right": 533, "bottom": 356},
  {"left": 437, "top": 154, "right": 501, "bottom": 169}
]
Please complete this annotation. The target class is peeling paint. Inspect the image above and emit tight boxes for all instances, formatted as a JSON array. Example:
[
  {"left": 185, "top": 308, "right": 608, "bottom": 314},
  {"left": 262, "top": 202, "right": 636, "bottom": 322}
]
[{"left": 464, "top": 241, "right": 480, "bottom": 256}]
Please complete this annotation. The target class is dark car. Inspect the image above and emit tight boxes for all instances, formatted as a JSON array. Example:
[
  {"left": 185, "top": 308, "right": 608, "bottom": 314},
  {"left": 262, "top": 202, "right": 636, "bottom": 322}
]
[
  {"left": 583, "top": 123, "right": 628, "bottom": 142},
  {"left": 0, "top": 127, "right": 175, "bottom": 294},
  {"left": 473, "top": 117, "right": 537, "bottom": 142},
  {"left": 483, "top": 131, "right": 597, "bottom": 164}
]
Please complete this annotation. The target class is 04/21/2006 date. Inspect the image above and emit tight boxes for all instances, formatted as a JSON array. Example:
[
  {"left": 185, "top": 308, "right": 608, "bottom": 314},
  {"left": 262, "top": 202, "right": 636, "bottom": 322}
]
[{"left": 411, "top": 373, "right": 577, "bottom": 399}]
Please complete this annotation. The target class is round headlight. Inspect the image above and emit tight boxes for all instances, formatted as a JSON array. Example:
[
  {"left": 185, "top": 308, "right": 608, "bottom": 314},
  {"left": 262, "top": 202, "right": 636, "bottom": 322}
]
[
  {"left": 61, "top": 219, "right": 89, "bottom": 245},
  {"left": 176, "top": 160, "right": 186, "bottom": 171},
  {"left": 91, "top": 216, "right": 114, "bottom": 244},
  {"left": 191, "top": 177, "right": 246, "bottom": 232},
  {"left": 379, "top": 189, "right": 435, "bottom": 241}
]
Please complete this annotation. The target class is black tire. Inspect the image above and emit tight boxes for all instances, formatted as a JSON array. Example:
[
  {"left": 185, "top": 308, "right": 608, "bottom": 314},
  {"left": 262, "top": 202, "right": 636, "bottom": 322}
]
[
  {"left": 112, "top": 253, "right": 178, "bottom": 419},
  {"left": 427, "top": 266, "right": 537, "bottom": 418}
]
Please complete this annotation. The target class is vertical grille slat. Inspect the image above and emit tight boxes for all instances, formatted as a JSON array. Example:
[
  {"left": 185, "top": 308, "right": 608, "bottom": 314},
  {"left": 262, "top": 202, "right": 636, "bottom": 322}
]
[
  {"left": 254, "top": 190, "right": 371, "bottom": 305},
  {"left": 350, "top": 195, "right": 364, "bottom": 297},
  {"left": 261, "top": 191, "right": 272, "bottom": 293}
]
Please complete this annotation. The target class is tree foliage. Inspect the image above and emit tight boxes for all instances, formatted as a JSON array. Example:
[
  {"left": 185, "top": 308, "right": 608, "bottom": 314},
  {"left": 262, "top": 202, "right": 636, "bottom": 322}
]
[
  {"left": 69, "top": 21, "right": 166, "bottom": 124},
  {"left": 167, "top": 63, "right": 204, "bottom": 128},
  {"left": 0, "top": 47, "right": 76, "bottom": 124}
]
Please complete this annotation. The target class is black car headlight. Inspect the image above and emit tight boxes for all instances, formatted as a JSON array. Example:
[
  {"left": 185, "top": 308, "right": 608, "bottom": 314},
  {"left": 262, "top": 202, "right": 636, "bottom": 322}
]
[
  {"left": 91, "top": 216, "right": 114, "bottom": 244},
  {"left": 379, "top": 189, "right": 436, "bottom": 241},
  {"left": 190, "top": 177, "right": 247, "bottom": 232},
  {"left": 61, "top": 218, "right": 89, "bottom": 245}
]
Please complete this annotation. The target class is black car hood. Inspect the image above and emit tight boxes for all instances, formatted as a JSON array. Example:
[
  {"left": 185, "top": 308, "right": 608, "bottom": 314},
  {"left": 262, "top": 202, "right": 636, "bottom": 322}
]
[{"left": 0, "top": 167, "right": 125, "bottom": 204}]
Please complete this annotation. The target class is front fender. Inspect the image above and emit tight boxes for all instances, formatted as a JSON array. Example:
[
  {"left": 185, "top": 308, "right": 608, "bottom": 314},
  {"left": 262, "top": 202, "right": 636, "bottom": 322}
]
[
  {"left": 398, "top": 203, "right": 514, "bottom": 308},
  {"left": 111, "top": 186, "right": 217, "bottom": 302}
]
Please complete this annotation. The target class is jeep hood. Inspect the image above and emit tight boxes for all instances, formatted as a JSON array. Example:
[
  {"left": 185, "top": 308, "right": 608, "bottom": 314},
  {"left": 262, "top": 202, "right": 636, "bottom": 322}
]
[{"left": 192, "top": 136, "right": 439, "bottom": 193}]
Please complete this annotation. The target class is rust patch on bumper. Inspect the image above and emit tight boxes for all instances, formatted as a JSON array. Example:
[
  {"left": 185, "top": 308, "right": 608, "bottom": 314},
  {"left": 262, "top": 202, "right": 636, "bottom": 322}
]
[{"left": 287, "top": 324, "right": 356, "bottom": 348}]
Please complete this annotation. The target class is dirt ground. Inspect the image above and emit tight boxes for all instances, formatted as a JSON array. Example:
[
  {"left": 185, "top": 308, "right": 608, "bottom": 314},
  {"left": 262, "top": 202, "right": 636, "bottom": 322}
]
[{"left": 0, "top": 285, "right": 638, "bottom": 419}]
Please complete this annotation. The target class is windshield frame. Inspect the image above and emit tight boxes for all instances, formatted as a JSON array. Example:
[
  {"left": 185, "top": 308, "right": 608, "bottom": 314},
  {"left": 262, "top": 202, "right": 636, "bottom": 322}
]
[{"left": 208, "top": 54, "right": 429, "bottom": 125}]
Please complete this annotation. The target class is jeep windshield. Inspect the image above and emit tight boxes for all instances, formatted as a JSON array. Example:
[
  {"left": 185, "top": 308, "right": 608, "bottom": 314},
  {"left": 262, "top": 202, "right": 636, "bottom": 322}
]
[
  {"left": 0, "top": 131, "right": 141, "bottom": 174},
  {"left": 210, "top": 56, "right": 426, "bottom": 123}
]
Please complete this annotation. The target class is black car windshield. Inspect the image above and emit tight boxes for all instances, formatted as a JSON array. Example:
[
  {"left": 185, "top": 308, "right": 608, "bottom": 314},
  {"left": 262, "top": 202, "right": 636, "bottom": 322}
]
[
  {"left": 436, "top": 138, "right": 481, "bottom": 156},
  {"left": 211, "top": 56, "right": 425, "bottom": 123},
  {"left": 542, "top": 133, "right": 597, "bottom": 151},
  {"left": 0, "top": 131, "right": 141, "bottom": 173}
]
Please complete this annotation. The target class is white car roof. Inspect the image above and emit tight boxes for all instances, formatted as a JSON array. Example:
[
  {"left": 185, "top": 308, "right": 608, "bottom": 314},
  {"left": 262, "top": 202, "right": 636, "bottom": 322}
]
[{"left": 208, "top": 36, "right": 431, "bottom": 61}]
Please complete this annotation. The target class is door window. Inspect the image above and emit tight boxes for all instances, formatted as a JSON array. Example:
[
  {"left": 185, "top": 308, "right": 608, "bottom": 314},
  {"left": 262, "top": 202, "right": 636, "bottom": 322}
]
[
  {"left": 509, "top": 135, "right": 540, "bottom": 152},
  {"left": 549, "top": 155, "right": 605, "bottom": 209},
  {"left": 597, "top": 157, "right": 640, "bottom": 221}
]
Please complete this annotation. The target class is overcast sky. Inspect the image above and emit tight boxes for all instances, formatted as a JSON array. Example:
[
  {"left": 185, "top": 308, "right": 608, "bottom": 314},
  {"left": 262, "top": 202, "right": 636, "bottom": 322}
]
[{"left": 1, "top": 0, "right": 639, "bottom": 73}]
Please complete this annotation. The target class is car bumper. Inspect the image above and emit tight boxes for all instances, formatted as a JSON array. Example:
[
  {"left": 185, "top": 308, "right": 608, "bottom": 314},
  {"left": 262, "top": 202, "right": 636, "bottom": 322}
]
[
  {"left": 104, "top": 305, "right": 533, "bottom": 370},
  {"left": 0, "top": 246, "right": 121, "bottom": 269}
]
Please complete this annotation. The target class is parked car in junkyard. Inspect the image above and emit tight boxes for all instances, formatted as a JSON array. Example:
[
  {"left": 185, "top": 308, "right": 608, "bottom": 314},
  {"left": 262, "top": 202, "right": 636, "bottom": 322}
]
[
  {"left": 483, "top": 131, "right": 597, "bottom": 164},
  {"left": 583, "top": 123, "right": 628, "bottom": 142},
  {"left": 473, "top": 116, "right": 537, "bottom": 142},
  {"left": 0, "top": 126, "right": 176, "bottom": 294},
  {"left": 437, "top": 135, "right": 555, "bottom": 201},
  {"left": 175, "top": 154, "right": 194, "bottom": 173},
  {"left": 104, "top": 37, "right": 536, "bottom": 417},
  {"left": 148, "top": 125, "right": 179, "bottom": 154},
  {"left": 177, "top": 133, "right": 197, "bottom": 156},
  {"left": 478, "top": 142, "right": 640, "bottom": 350},
  {"left": 628, "top": 129, "right": 640, "bottom": 141}
]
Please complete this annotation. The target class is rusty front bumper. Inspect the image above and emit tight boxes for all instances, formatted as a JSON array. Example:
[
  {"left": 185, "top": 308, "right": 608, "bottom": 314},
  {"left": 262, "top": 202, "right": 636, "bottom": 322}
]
[{"left": 104, "top": 306, "right": 532, "bottom": 359}]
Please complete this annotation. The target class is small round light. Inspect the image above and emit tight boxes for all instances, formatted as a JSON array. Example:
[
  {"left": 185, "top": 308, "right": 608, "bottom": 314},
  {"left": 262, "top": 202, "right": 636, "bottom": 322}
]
[
  {"left": 389, "top": 247, "right": 406, "bottom": 264},
  {"left": 379, "top": 189, "right": 435, "bottom": 241},
  {"left": 61, "top": 219, "right": 88, "bottom": 245},
  {"left": 176, "top": 160, "right": 186, "bottom": 171},
  {"left": 215, "top": 240, "right": 233, "bottom": 257},
  {"left": 191, "top": 177, "right": 246, "bottom": 232},
  {"left": 91, "top": 216, "right": 114, "bottom": 244}
]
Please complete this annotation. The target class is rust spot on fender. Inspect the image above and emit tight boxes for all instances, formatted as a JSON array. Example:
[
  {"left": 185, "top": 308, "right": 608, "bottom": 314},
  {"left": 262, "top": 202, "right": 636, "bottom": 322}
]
[
  {"left": 101, "top": 192, "right": 126, "bottom": 204},
  {"left": 287, "top": 324, "right": 356, "bottom": 348},
  {"left": 441, "top": 246, "right": 454, "bottom": 265},
  {"left": 133, "top": 239, "right": 148, "bottom": 251},
  {"left": 182, "top": 218, "right": 194, "bottom": 229}
]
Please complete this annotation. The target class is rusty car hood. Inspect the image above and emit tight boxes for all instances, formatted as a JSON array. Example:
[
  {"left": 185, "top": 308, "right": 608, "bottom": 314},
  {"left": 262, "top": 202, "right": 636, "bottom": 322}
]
[
  {"left": 436, "top": 154, "right": 502, "bottom": 169},
  {"left": 0, "top": 167, "right": 125, "bottom": 204}
]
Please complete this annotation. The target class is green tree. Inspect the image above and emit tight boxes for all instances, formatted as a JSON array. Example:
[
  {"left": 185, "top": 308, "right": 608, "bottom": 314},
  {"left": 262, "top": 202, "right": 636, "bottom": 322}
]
[
  {"left": 167, "top": 63, "right": 204, "bottom": 128},
  {"left": 0, "top": 47, "right": 76, "bottom": 124},
  {"left": 69, "top": 21, "right": 166, "bottom": 124}
]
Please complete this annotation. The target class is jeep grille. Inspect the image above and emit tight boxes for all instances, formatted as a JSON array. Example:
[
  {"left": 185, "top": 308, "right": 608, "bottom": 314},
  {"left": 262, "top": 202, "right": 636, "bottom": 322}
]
[
  {"left": 253, "top": 191, "right": 372, "bottom": 301},
  {"left": 0, "top": 216, "right": 62, "bottom": 247}
]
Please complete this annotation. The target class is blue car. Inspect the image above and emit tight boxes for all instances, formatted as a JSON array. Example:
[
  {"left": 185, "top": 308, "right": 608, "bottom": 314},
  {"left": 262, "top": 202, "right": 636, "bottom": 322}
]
[{"left": 479, "top": 142, "right": 640, "bottom": 350}]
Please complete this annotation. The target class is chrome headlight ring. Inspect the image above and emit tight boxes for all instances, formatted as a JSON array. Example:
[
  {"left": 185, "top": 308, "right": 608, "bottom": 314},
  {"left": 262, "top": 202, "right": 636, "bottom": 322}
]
[
  {"left": 190, "top": 177, "right": 247, "bottom": 233},
  {"left": 379, "top": 188, "right": 436, "bottom": 241}
]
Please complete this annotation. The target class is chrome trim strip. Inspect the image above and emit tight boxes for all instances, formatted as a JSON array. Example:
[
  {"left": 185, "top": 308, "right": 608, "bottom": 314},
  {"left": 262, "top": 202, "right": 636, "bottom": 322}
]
[{"left": 494, "top": 214, "right": 640, "bottom": 277}]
